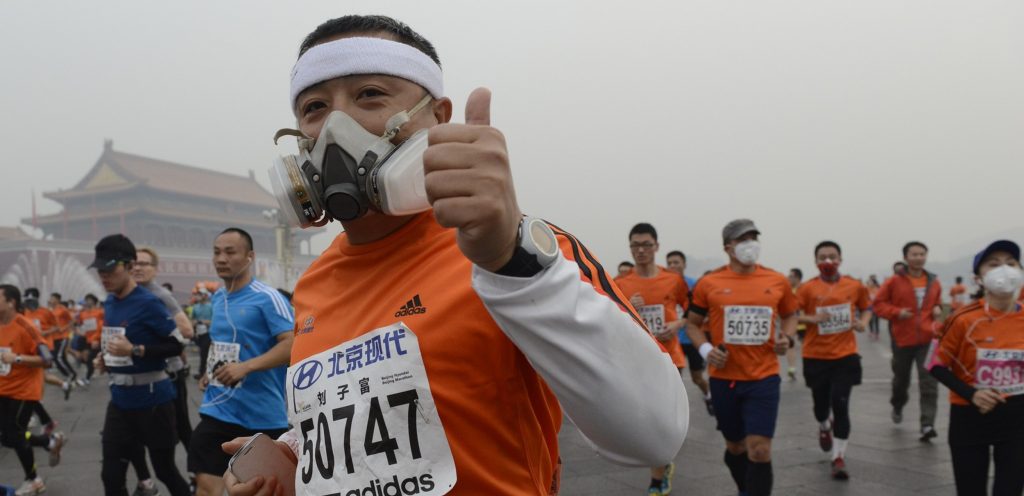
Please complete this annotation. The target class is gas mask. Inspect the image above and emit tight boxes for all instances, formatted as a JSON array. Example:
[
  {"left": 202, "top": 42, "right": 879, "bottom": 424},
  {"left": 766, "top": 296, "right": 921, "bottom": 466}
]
[{"left": 268, "top": 95, "right": 434, "bottom": 228}]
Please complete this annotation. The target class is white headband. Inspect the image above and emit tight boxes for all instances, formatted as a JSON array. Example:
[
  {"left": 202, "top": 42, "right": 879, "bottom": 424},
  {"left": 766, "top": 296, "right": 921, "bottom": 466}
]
[{"left": 290, "top": 37, "right": 443, "bottom": 110}]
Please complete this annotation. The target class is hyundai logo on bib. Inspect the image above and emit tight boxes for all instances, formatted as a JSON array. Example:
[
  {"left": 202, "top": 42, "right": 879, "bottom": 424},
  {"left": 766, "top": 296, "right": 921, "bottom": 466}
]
[{"left": 293, "top": 359, "right": 324, "bottom": 390}]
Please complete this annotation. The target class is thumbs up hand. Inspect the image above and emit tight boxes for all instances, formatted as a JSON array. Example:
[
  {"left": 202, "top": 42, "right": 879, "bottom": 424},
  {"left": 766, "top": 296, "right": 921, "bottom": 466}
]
[{"left": 423, "top": 87, "right": 521, "bottom": 272}]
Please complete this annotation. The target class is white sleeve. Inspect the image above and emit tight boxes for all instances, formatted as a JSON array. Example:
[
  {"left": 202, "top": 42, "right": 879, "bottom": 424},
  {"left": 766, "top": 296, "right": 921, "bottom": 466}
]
[{"left": 472, "top": 254, "right": 689, "bottom": 467}]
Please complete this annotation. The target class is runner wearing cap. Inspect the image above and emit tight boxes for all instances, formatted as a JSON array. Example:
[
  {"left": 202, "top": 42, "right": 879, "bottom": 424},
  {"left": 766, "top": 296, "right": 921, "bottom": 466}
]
[
  {"left": 666, "top": 250, "right": 713, "bottom": 416},
  {"left": 189, "top": 228, "right": 294, "bottom": 496},
  {"left": 928, "top": 240, "right": 1024, "bottom": 495},
  {"left": 90, "top": 234, "right": 191, "bottom": 496},
  {"left": 223, "top": 14, "right": 688, "bottom": 496},
  {"left": 872, "top": 241, "right": 942, "bottom": 441},
  {"left": 614, "top": 223, "right": 688, "bottom": 495},
  {"left": 795, "top": 241, "right": 871, "bottom": 480},
  {"left": 685, "top": 219, "right": 798, "bottom": 496},
  {"left": 0, "top": 284, "right": 66, "bottom": 496}
]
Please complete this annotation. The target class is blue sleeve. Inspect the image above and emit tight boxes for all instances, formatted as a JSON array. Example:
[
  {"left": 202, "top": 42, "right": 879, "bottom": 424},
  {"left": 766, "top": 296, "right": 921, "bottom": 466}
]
[
  {"left": 146, "top": 297, "right": 176, "bottom": 336},
  {"left": 259, "top": 291, "right": 295, "bottom": 337}
]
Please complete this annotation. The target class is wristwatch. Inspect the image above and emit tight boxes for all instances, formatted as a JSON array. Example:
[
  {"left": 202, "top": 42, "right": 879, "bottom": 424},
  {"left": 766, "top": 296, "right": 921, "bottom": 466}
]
[
  {"left": 495, "top": 216, "right": 560, "bottom": 278},
  {"left": 131, "top": 345, "right": 144, "bottom": 357},
  {"left": 14, "top": 355, "right": 22, "bottom": 364}
]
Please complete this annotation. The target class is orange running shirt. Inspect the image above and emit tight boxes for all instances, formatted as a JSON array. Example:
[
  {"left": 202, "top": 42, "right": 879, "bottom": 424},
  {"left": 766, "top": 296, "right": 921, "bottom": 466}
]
[
  {"left": 289, "top": 213, "right": 640, "bottom": 495},
  {"left": 936, "top": 302, "right": 1024, "bottom": 405},
  {"left": 79, "top": 308, "right": 105, "bottom": 345},
  {"left": 690, "top": 265, "right": 799, "bottom": 381},
  {"left": 796, "top": 276, "right": 870, "bottom": 360},
  {"left": 614, "top": 268, "right": 689, "bottom": 368},
  {"left": 0, "top": 314, "right": 45, "bottom": 401},
  {"left": 25, "top": 307, "right": 58, "bottom": 349},
  {"left": 53, "top": 304, "right": 73, "bottom": 340}
]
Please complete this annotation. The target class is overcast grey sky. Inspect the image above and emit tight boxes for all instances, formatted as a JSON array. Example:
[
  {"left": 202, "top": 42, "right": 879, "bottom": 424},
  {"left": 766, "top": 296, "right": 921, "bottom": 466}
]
[{"left": 2, "top": 1, "right": 1022, "bottom": 280}]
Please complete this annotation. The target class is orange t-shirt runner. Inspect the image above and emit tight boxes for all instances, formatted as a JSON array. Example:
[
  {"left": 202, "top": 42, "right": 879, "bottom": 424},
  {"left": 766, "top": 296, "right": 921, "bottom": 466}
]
[
  {"left": 935, "top": 302, "right": 1024, "bottom": 405},
  {"left": 79, "top": 308, "right": 105, "bottom": 345},
  {"left": 690, "top": 265, "right": 798, "bottom": 381},
  {"left": 614, "top": 268, "right": 689, "bottom": 368},
  {"left": 796, "top": 276, "right": 870, "bottom": 360},
  {"left": 0, "top": 314, "right": 45, "bottom": 402},
  {"left": 949, "top": 284, "right": 968, "bottom": 311},
  {"left": 52, "top": 304, "right": 73, "bottom": 340},
  {"left": 25, "top": 307, "right": 58, "bottom": 349},
  {"left": 288, "top": 213, "right": 645, "bottom": 495}
]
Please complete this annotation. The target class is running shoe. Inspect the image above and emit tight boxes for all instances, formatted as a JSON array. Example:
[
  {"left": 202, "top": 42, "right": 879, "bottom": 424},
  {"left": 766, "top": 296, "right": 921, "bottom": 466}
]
[
  {"left": 14, "top": 477, "right": 44, "bottom": 496},
  {"left": 75, "top": 377, "right": 89, "bottom": 388},
  {"left": 819, "top": 426, "right": 833, "bottom": 452},
  {"left": 48, "top": 431, "right": 66, "bottom": 467},
  {"left": 920, "top": 425, "right": 937, "bottom": 442},
  {"left": 704, "top": 397, "right": 715, "bottom": 416},
  {"left": 662, "top": 462, "right": 674, "bottom": 494},
  {"left": 131, "top": 481, "right": 160, "bottom": 496},
  {"left": 646, "top": 487, "right": 664, "bottom": 496},
  {"left": 831, "top": 457, "right": 850, "bottom": 480},
  {"left": 891, "top": 408, "right": 902, "bottom": 424},
  {"left": 787, "top": 367, "right": 797, "bottom": 381},
  {"left": 62, "top": 381, "right": 72, "bottom": 400}
]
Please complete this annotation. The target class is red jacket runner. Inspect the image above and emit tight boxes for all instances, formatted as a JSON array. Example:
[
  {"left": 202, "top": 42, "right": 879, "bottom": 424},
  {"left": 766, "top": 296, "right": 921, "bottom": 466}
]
[{"left": 872, "top": 272, "right": 943, "bottom": 347}]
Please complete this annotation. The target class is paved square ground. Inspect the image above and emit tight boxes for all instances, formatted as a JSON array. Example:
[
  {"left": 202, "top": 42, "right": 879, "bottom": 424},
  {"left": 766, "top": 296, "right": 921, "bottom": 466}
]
[{"left": 2, "top": 325, "right": 968, "bottom": 495}]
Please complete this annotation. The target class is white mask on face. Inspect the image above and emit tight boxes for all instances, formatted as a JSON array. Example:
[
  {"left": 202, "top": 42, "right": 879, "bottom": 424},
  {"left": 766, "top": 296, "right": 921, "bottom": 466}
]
[
  {"left": 982, "top": 265, "right": 1024, "bottom": 296},
  {"left": 734, "top": 240, "right": 761, "bottom": 265}
]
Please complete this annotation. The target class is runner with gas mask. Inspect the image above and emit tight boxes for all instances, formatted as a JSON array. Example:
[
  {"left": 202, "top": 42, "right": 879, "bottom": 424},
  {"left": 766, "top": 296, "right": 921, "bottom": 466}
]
[
  {"left": 222, "top": 14, "right": 688, "bottom": 496},
  {"left": 684, "top": 219, "right": 798, "bottom": 496},
  {"left": 795, "top": 241, "right": 872, "bottom": 480},
  {"left": 928, "top": 240, "right": 1024, "bottom": 496}
]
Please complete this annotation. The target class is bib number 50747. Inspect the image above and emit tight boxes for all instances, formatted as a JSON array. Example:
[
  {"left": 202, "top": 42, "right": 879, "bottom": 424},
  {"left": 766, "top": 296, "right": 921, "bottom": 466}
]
[{"left": 300, "top": 389, "right": 420, "bottom": 482}]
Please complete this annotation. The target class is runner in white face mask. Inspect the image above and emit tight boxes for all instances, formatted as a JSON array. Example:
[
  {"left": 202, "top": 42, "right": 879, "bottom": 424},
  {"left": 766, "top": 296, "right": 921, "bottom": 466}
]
[{"left": 929, "top": 240, "right": 1024, "bottom": 496}]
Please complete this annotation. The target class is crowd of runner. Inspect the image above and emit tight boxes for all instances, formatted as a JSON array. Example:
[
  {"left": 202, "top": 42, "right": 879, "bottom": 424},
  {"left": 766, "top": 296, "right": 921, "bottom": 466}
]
[{"left": 2, "top": 13, "right": 1022, "bottom": 496}]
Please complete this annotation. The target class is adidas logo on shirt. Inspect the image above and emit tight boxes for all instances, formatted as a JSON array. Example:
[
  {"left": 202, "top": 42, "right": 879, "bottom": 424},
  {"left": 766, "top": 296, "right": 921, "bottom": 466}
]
[{"left": 395, "top": 295, "right": 427, "bottom": 318}]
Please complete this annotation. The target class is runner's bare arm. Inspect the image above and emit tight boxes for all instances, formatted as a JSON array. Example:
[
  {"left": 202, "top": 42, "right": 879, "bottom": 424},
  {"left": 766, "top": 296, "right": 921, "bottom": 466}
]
[
  {"left": 213, "top": 332, "right": 293, "bottom": 386},
  {"left": 684, "top": 311, "right": 708, "bottom": 347},
  {"left": 173, "top": 311, "right": 194, "bottom": 340},
  {"left": 854, "top": 310, "right": 872, "bottom": 332},
  {"left": 780, "top": 313, "right": 799, "bottom": 338},
  {"left": 472, "top": 244, "right": 688, "bottom": 467}
]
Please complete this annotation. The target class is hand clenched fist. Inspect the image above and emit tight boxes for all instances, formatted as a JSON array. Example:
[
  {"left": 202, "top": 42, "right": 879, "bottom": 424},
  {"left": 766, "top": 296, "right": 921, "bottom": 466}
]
[{"left": 423, "top": 88, "right": 522, "bottom": 272}]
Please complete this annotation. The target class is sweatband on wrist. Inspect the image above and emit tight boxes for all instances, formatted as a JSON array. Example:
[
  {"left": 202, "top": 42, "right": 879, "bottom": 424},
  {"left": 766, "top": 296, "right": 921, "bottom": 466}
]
[
  {"left": 699, "top": 342, "right": 714, "bottom": 360},
  {"left": 290, "top": 37, "right": 444, "bottom": 110}
]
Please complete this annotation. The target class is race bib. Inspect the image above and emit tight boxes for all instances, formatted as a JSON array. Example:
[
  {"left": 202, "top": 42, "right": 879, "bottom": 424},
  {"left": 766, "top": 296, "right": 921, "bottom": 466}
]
[
  {"left": 81, "top": 318, "right": 98, "bottom": 333},
  {"left": 723, "top": 306, "right": 772, "bottom": 345},
  {"left": 207, "top": 342, "right": 241, "bottom": 388},
  {"left": 976, "top": 348, "right": 1024, "bottom": 397},
  {"left": 817, "top": 304, "right": 853, "bottom": 335},
  {"left": 638, "top": 305, "right": 666, "bottom": 334},
  {"left": 102, "top": 327, "right": 132, "bottom": 367},
  {"left": 0, "top": 347, "right": 10, "bottom": 376},
  {"left": 287, "top": 323, "right": 456, "bottom": 496}
]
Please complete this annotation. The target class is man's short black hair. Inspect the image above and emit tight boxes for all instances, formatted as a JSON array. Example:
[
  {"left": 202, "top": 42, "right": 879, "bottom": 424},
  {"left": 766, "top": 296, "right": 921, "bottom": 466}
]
[
  {"left": 219, "top": 227, "right": 254, "bottom": 252},
  {"left": 629, "top": 223, "right": 658, "bottom": 241},
  {"left": 161, "top": 283, "right": 174, "bottom": 293},
  {"left": 666, "top": 250, "right": 686, "bottom": 262},
  {"left": 814, "top": 241, "right": 842, "bottom": 257},
  {"left": 24, "top": 287, "right": 39, "bottom": 299},
  {"left": 790, "top": 268, "right": 803, "bottom": 281},
  {"left": 955, "top": 276, "right": 963, "bottom": 283},
  {"left": 618, "top": 261, "right": 634, "bottom": 268},
  {"left": 299, "top": 15, "right": 441, "bottom": 67},
  {"left": 903, "top": 241, "right": 928, "bottom": 257},
  {"left": 50, "top": 292, "right": 62, "bottom": 302},
  {"left": 84, "top": 293, "right": 99, "bottom": 305},
  {"left": 1, "top": 284, "right": 22, "bottom": 313},
  {"left": 893, "top": 261, "right": 907, "bottom": 271}
]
